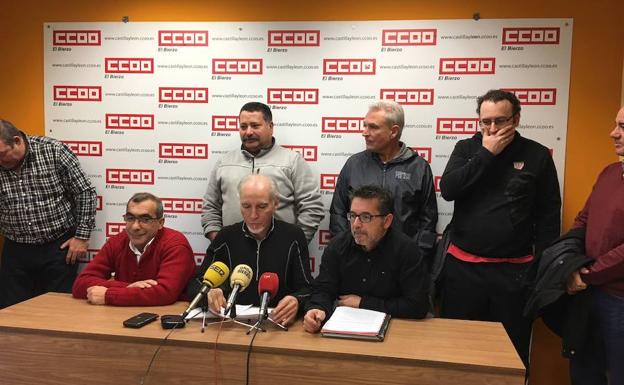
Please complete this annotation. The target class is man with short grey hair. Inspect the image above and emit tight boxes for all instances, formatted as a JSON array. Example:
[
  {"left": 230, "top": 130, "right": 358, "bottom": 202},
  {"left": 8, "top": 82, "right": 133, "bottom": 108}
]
[
  {"left": 189, "top": 174, "right": 313, "bottom": 326},
  {"left": 330, "top": 100, "right": 438, "bottom": 261}
]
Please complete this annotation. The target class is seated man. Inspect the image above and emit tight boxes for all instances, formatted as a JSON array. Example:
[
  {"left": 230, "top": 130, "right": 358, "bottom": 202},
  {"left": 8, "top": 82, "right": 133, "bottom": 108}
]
[
  {"left": 187, "top": 174, "right": 313, "bottom": 326},
  {"left": 303, "top": 185, "right": 429, "bottom": 333},
  {"left": 72, "top": 192, "right": 196, "bottom": 306}
]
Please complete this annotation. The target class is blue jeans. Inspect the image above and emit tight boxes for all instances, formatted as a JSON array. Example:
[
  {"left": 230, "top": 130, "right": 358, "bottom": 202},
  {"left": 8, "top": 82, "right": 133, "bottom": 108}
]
[{"left": 570, "top": 288, "right": 624, "bottom": 385}]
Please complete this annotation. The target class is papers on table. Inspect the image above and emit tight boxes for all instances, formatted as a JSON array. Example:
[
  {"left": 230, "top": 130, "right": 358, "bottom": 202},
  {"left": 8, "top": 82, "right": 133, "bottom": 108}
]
[
  {"left": 184, "top": 304, "right": 273, "bottom": 321},
  {"left": 321, "top": 306, "right": 391, "bottom": 341}
]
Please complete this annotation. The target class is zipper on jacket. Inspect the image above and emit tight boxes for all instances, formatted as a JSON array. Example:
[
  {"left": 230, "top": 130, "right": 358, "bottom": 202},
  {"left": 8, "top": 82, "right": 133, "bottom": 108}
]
[{"left": 255, "top": 239, "right": 262, "bottom": 280}]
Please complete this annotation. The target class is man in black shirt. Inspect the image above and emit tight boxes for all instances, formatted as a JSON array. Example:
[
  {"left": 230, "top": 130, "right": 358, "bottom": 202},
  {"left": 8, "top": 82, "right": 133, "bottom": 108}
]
[
  {"left": 438, "top": 89, "right": 561, "bottom": 367},
  {"left": 303, "top": 185, "right": 429, "bottom": 333}
]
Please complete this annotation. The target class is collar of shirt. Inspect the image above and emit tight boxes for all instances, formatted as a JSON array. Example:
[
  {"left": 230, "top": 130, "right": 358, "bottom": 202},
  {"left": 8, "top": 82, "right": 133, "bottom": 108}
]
[{"left": 129, "top": 237, "right": 156, "bottom": 263}]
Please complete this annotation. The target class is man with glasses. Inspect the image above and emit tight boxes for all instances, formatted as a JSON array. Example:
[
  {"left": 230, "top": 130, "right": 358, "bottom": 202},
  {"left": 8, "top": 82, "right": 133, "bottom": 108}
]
[
  {"left": 438, "top": 89, "right": 561, "bottom": 367},
  {"left": 330, "top": 100, "right": 437, "bottom": 260},
  {"left": 73, "top": 193, "right": 196, "bottom": 306},
  {"left": 303, "top": 185, "right": 429, "bottom": 333}
]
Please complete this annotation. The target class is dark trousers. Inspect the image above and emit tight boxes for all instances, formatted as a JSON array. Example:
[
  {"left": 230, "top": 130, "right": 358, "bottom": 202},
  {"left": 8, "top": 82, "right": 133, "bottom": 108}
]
[
  {"left": 439, "top": 255, "right": 532, "bottom": 368},
  {"left": 0, "top": 233, "right": 77, "bottom": 309},
  {"left": 570, "top": 288, "right": 624, "bottom": 385}
]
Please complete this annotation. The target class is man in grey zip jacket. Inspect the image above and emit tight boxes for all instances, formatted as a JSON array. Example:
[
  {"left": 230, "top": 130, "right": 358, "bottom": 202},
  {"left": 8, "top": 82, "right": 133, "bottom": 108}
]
[
  {"left": 330, "top": 100, "right": 438, "bottom": 260},
  {"left": 202, "top": 102, "right": 324, "bottom": 243}
]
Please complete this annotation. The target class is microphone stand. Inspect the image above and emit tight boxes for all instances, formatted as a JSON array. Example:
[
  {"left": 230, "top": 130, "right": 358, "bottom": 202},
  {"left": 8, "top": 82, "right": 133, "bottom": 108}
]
[{"left": 246, "top": 313, "right": 288, "bottom": 335}]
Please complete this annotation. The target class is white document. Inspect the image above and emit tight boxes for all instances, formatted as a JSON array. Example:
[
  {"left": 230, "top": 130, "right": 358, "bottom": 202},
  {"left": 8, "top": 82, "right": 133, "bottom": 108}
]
[
  {"left": 184, "top": 305, "right": 273, "bottom": 321},
  {"left": 321, "top": 306, "right": 387, "bottom": 335}
]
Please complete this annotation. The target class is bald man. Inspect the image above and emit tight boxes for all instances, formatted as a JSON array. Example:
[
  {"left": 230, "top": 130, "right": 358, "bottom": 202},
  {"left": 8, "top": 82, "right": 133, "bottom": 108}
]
[{"left": 187, "top": 174, "right": 313, "bottom": 326}]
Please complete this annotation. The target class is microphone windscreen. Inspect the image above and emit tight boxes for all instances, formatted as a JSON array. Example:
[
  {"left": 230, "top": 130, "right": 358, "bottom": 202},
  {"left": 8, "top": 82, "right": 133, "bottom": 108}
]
[
  {"left": 258, "top": 272, "right": 279, "bottom": 299},
  {"left": 203, "top": 261, "right": 229, "bottom": 288},
  {"left": 230, "top": 264, "right": 253, "bottom": 291}
]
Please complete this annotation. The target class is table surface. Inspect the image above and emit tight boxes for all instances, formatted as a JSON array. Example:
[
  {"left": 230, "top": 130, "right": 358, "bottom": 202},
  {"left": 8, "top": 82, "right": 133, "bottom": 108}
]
[{"left": 0, "top": 293, "right": 525, "bottom": 375}]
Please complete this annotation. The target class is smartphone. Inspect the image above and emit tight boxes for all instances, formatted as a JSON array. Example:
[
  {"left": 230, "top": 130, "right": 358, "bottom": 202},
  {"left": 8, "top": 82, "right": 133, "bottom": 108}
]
[{"left": 123, "top": 312, "right": 159, "bottom": 328}]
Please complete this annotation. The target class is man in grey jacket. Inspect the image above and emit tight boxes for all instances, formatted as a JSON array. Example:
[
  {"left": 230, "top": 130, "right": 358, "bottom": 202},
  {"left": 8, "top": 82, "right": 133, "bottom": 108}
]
[
  {"left": 330, "top": 100, "right": 438, "bottom": 260},
  {"left": 202, "top": 102, "right": 324, "bottom": 243}
]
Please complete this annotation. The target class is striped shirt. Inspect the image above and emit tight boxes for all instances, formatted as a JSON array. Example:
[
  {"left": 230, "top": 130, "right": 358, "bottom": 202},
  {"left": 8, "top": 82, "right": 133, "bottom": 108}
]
[{"left": 0, "top": 134, "right": 96, "bottom": 243}]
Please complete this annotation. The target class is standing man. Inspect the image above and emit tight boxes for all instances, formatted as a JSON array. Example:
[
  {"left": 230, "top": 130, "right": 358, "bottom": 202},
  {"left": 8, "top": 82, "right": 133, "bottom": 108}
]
[
  {"left": 330, "top": 100, "right": 437, "bottom": 260},
  {"left": 73, "top": 193, "right": 195, "bottom": 306},
  {"left": 566, "top": 106, "right": 624, "bottom": 385},
  {"left": 438, "top": 89, "right": 561, "bottom": 367},
  {"left": 304, "top": 185, "right": 430, "bottom": 333},
  {"left": 190, "top": 175, "right": 312, "bottom": 326},
  {"left": 202, "top": 102, "right": 324, "bottom": 243},
  {"left": 0, "top": 119, "right": 96, "bottom": 308}
]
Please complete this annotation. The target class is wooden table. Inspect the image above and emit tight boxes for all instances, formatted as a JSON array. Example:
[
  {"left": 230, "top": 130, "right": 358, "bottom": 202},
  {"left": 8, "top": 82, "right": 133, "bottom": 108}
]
[{"left": 0, "top": 293, "right": 524, "bottom": 385}]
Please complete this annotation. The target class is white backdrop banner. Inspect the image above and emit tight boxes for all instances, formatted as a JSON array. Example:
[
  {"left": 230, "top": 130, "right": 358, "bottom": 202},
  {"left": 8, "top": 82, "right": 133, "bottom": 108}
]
[{"left": 43, "top": 20, "right": 572, "bottom": 275}]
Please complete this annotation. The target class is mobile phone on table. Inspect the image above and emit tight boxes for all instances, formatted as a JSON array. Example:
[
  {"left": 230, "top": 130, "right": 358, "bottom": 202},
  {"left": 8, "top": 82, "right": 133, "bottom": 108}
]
[{"left": 123, "top": 312, "right": 159, "bottom": 328}]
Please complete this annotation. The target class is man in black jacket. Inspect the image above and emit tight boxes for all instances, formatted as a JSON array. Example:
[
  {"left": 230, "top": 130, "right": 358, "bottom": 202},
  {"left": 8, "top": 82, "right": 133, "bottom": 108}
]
[
  {"left": 438, "top": 89, "right": 561, "bottom": 367},
  {"left": 303, "top": 185, "right": 429, "bottom": 333},
  {"left": 187, "top": 174, "right": 312, "bottom": 327},
  {"left": 329, "top": 100, "right": 437, "bottom": 261}
]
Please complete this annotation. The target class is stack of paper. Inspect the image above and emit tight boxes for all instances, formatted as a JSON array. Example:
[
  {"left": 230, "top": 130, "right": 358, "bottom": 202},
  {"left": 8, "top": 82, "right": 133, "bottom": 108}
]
[{"left": 321, "top": 306, "right": 391, "bottom": 341}]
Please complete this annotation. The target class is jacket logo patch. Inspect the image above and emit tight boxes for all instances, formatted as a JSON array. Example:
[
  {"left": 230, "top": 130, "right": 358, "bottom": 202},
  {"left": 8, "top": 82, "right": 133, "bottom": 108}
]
[
  {"left": 513, "top": 161, "right": 525, "bottom": 170},
  {"left": 395, "top": 171, "right": 411, "bottom": 180}
]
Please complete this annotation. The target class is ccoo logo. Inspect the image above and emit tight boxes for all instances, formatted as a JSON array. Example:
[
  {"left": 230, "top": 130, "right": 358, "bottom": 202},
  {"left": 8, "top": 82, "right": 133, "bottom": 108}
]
[
  {"left": 380, "top": 89, "right": 434, "bottom": 105},
  {"left": 105, "top": 58, "right": 154, "bottom": 74},
  {"left": 161, "top": 198, "right": 203, "bottom": 214},
  {"left": 158, "top": 30, "right": 208, "bottom": 46},
  {"left": 502, "top": 88, "right": 557, "bottom": 105},
  {"left": 212, "top": 116, "right": 239, "bottom": 131},
  {"left": 159, "top": 87, "right": 208, "bottom": 103},
  {"left": 212, "top": 59, "right": 263, "bottom": 75},
  {"left": 54, "top": 86, "right": 101, "bottom": 102},
  {"left": 105, "top": 114, "right": 154, "bottom": 130},
  {"left": 322, "top": 117, "right": 364, "bottom": 133},
  {"left": 411, "top": 147, "right": 432, "bottom": 163},
  {"left": 439, "top": 58, "right": 496, "bottom": 75},
  {"left": 323, "top": 59, "right": 376, "bottom": 75},
  {"left": 53, "top": 30, "right": 101, "bottom": 46},
  {"left": 267, "top": 88, "right": 318, "bottom": 104},
  {"left": 502, "top": 27, "right": 560, "bottom": 45},
  {"left": 159, "top": 143, "right": 208, "bottom": 159},
  {"left": 106, "top": 169, "right": 154, "bottom": 185},
  {"left": 268, "top": 30, "right": 320, "bottom": 47},
  {"left": 63, "top": 141, "right": 103, "bottom": 157},
  {"left": 106, "top": 222, "right": 126, "bottom": 237},
  {"left": 436, "top": 118, "right": 480, "bottom": 135},
  {"left": 382, "top": 29, "right": 437, "bottom": 46}
]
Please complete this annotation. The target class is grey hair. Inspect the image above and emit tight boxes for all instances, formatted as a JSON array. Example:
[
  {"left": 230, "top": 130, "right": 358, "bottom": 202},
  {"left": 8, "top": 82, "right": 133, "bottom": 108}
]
[
  {"left": 0, "top": 120, "right": 22, "bottom": 145},
  {"left": 368, "top": 100, "right": 405, "bottom": 139},
  {"left": 127, "top": 192, "right": 164, "bottom": 218},
  {"left": 238, "top": 174, "right": 279, "bottom": 203}
]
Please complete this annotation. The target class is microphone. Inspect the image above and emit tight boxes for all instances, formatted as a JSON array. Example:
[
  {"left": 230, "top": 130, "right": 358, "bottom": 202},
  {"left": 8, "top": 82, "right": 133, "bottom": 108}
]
[
  {"left": 225, "top": 264, "right": 253, "bottom": 315},
  {"left": 257, "top": 272, "right": 279, "bottom": 322},
  {"left": 182, "top": 261, "right": 230, "bottom": 318}
]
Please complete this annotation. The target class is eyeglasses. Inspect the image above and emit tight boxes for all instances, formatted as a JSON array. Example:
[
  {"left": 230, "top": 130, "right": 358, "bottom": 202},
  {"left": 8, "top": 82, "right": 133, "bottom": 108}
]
[
  {"left": 347, "top": 212, "right": 386, "bottom": 223},
  {"left": 478, "top": 115, "right": 515, "bottom": 128},
  {"left": 122, "top": 214, "right": 161, "bottom": 225}
]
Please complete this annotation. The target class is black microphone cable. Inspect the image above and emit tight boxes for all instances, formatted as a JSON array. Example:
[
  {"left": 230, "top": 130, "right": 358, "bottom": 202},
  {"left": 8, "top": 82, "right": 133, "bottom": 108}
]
[
  {"left": 139, "top": 321, "right": 182, "bottom": 385},
  {"left": 246, "top": 326, "right": 260, "bottom": 385}
]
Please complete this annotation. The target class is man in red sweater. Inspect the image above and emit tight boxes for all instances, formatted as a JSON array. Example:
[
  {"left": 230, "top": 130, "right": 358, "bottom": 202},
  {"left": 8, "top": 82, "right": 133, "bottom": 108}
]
[
  {"left": 566, "top": 106, "right": 624, "bottom": 385},
  {"left": 72, "top": 192, "right": 196, "bottom": 306}
]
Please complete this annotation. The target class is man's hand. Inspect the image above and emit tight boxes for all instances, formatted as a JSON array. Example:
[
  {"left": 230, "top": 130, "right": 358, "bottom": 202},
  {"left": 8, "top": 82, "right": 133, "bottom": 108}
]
[
  {"left": 338, "top": 294, "right": 362, "bottom": 308},
  {"left": 270, "top": 295, "right": 299, "bottom": 326},
  {"left": 482, "top": 126, "right": 515, "bottom": 156},
  {"left": 303, "top": 309, "right": 326, "bottom": 333},
  {"left": 207, "top": 288, "right": 226, "bottom": 314},
  {"left": 60, "top": 237, "right": 89, "bottom": 264},
  {"left": 566, "top": 268, "right": 589, "bottom": 295},
  {"left": 127, "top": 279, "right": 158, "bottom": 289},
  {"left": 86, "top": 286, "right": 107, "bottom": 305}
]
